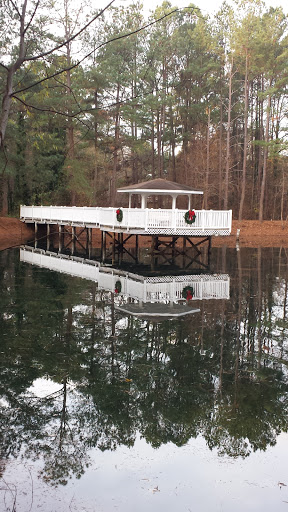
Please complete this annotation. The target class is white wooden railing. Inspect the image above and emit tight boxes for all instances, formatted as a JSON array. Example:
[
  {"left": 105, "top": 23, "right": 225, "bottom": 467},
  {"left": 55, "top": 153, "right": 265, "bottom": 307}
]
[
  {"left": 20, "top": 205, "right": 232, "bottom": 236},
  {"left": 20, "top": 247, "right": 230, "bottom": 302}
]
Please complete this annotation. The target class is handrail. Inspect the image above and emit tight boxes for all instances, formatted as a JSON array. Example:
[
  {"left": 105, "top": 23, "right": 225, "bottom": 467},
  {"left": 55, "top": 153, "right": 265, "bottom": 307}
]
[{"left": 20, "top": 205, "right": 232, "bottom": 235}]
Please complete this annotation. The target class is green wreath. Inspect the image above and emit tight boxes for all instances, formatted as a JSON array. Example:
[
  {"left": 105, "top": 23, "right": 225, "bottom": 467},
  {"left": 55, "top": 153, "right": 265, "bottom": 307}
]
[
  {"left": 184, "top": 209, "right": 196, "bottom": 224},
  {"left": 182, "top": 285, "right": 194, "bottom": 300},
  {"left": 115, "top": 280, "right": 122, "bottom": 293},
  {"left": 116, "top": 208, "right": 123, "bottom": 222}
]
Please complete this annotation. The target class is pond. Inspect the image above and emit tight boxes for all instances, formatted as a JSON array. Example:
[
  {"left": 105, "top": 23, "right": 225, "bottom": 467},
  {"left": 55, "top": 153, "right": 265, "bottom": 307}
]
[{"left": 1, "top": 244, "right": 288, "bottom": 512}]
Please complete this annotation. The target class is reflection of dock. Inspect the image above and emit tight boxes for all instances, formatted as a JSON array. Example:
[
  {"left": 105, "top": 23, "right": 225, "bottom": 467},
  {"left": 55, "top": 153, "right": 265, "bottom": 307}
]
[{"left": 20, "top": 246, "right": 230, "bottom": 303}]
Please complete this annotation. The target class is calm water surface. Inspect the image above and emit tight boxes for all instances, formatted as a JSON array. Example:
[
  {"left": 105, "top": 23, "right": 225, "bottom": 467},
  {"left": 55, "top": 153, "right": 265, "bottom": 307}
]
[{"left": 1, "top": 245, "right": 288, "bottom": 512}]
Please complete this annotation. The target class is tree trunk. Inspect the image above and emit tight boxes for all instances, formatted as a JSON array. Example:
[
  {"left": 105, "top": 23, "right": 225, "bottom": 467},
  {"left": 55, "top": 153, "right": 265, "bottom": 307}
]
[
  {"left": 238, "top": 52, "right": 249, "bottom": 222},
  {"left": 0, "top": 0, "right": 28, "bottom": 149},
  {"left": 259, "top": 86, "right": 271, "bottom": 222},
  {"left": 93, "top": 89, "right": 99, "bottom": 205},
  {"left": 111, "top": 82, "right": 120, "bottom": 206},
  {"left": 218, "top": 93, "right": 223, "bottom": 209},
  {"left": 224, "top": 58, "right": 233, "bottom": 210},
  {"left": 204, "top": 107, "right": 210, "bottom": 209},
  {"left": 151, "top": 110, "right": 155, "bottom": 179}
]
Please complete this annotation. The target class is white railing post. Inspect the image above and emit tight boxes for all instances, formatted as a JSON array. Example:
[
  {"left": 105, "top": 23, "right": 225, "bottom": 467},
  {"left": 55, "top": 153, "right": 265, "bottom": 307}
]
[{"left": 172, "top": 209, "right": 177, "bottom": 232}]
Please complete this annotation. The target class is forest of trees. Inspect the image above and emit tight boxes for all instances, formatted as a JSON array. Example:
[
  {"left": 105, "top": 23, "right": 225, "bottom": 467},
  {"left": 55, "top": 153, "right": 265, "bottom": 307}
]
[{"left": 0, "top": 0, "right": 287, "bottom": 220}]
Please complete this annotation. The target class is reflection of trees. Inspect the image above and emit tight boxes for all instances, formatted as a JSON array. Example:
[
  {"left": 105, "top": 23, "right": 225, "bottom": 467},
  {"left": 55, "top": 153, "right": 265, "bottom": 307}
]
[
  {"left": 1, "top": 247, "right": 288, "bottom": 485},
  {"left": 204, "top": 365, "right": 288, "bottom": 457}
]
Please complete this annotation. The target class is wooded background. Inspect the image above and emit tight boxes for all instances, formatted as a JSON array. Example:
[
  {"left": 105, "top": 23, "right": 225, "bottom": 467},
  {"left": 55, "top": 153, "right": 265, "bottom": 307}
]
[{"left": 0, "top": 0, "right": 287, "bottom": 220}]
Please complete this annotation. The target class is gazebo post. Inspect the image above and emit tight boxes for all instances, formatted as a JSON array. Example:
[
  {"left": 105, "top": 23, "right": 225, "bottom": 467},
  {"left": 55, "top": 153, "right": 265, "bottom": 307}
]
[{"left": 172, "top": 194, "right": 177, "bottom": 210}]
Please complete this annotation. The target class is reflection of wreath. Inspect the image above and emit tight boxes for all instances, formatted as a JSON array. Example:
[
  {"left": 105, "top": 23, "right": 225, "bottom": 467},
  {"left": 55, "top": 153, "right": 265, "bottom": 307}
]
[
  {"left": 184, "top": 210, "right": 196, "bottom": 224},
  {"left": 115, "top": 280, "right": 122, "bottom": 293},
  {"left": 182, "top": 285, "right": 194, "bottom": 300},
  {"left": 116, "top": 208, "right": 123, "bottom": 222}
]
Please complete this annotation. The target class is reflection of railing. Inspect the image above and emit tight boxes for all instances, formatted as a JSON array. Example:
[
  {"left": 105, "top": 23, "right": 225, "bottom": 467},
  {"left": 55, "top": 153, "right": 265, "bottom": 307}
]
[
  {"left": 20, "top": 247, "right": 230, "bottom": 303},
  {"left": 20, "top": 205, "right": 232, "bottom": 236}
]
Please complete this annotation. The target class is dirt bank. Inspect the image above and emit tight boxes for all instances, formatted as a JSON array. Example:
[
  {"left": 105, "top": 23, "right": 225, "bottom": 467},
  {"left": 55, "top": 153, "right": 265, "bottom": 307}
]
[
  {"left": 1, "top": 217, "right": 288, "bottom": 251},
  {"left": 0, "top": 217, "right": 34, "bottom": 251},
  {"left": 213, "top": 220, "right": 288, "bottom": 248}
]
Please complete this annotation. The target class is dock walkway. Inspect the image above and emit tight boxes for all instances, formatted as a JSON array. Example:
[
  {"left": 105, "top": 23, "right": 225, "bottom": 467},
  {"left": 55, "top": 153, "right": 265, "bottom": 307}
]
[{"left": 20, "top": 206, "right": 232, "bottom": 237}]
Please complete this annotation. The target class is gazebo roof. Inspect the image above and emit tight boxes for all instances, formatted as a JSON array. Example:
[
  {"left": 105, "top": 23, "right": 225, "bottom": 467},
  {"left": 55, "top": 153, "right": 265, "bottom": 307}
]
[{"left": 117, "top": 178, "right": 203, "bottom": 195}]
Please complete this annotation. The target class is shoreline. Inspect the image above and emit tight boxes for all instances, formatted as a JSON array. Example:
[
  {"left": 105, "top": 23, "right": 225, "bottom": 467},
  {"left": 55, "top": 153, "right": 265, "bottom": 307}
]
[{"left": 1, "top": 217, "right": 288, "bottom": 251}]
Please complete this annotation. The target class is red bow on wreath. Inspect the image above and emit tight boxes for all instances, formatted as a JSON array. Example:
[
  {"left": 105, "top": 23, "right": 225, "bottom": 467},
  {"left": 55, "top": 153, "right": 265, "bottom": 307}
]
[
  {"left": 116, "top": 209, "right": 121, "bottom": 215},
  {"left": 186, "top": 290, "right": 193, "bottom": 301},
  {"left": 188, "top": 209, "right": 195, "bottom": 221}
]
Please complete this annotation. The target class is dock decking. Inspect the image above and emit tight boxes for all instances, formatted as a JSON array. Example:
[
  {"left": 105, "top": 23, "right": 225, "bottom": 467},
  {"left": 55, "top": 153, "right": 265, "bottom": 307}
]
[{"left": 20, "top": 206, "right": 232, "bottom": 237}]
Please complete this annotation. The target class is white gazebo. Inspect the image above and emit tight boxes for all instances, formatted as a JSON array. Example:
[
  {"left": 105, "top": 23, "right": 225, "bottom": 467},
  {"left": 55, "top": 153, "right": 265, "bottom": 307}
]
[
  {"left": 117, "top": 178, "right": 203, "bottom": 210},
  {"left": 20, "top": 177, "right": 232, "bottom": 238}
]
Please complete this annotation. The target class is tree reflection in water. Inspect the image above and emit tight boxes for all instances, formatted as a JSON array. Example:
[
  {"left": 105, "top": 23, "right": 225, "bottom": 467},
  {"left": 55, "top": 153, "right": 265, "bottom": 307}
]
[{"left": 0, "top": 247, "right": 288, "bottom": 486}]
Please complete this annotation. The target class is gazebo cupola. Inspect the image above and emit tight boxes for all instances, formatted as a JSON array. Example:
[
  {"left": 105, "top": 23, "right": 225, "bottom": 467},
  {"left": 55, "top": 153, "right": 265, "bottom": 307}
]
[{"left": 117, "top": 178, "right": 203, "bottom": 209}]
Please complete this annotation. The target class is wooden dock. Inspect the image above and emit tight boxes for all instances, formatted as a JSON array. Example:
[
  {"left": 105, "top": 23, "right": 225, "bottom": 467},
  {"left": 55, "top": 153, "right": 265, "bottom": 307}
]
[
  {"left": 20, "top": 205, "right": 232, "bottom": 237},
  {"left": 19, "top": 179, "right": 232, "bottom": 269}
]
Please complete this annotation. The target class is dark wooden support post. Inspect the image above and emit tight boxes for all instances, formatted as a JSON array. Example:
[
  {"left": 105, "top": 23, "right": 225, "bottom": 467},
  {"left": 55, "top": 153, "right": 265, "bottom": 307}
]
[
  {"left": 34, "top": 222, "right": 38, "bottom": 248},
  {"left": 150, "top": 235, "right": 157, "bottom": 270},
  {"left": 47, "top": 224, "right": 50, "bottom": 251},
  {"left": 115, "top": 233, "right": 119, "bottom": 265},
  {"left": 182, "top": 236, "right": 186, "bottom": 267},
  {"left": 155, "top": 235, "right": 159, "bottom": 250},
  {"left": 119, "top": 232, "right": 124, "bottom": 264},
  {"left": 101, "top": 231, "right": 106, "bottom": 263},
  {"left": 135, "top": 234, "right": 139, "bottom": 263},
  {"left": 112, "top": 232, "right": 116, "bottom": 265},
  {"left": 86, "top": 227, "right": 92, "bottom": 258},
  {"left": 71, "top": 226, "right": 75, "bottom": 255},
  {"left": 86, "top": 227, "right": 92, "bottom": 246},
  {"left": 208, "top": 235, "right": 212, "bottom": 265},
  {"left": 59, "top": 225, "right": 62, "bottom": 252},
  {"left": 172, "top": 236, "right": 177, "bottom": 265}
]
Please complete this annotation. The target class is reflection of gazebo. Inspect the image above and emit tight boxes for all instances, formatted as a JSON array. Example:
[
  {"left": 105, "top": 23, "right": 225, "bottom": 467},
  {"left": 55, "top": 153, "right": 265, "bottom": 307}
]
[
  {"left": 117, "top": 178, "right": 203, "bottom": 209},
  {"left": 20, "top": 246, "right": 230, "bottom": 302}
]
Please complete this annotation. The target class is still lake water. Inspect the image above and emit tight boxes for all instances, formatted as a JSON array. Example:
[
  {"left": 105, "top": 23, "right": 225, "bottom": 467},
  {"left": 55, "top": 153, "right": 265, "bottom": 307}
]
[{"left": 1, "top": 244, "right": 288, "bottom": 511}]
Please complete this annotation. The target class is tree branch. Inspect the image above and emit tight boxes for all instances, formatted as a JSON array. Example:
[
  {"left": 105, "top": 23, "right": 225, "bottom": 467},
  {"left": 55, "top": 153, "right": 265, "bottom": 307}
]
[
  {"left": 24, "top": 0, "right": 115, "bottom": 62},
  {"left": 13, "top": 94, "right": 91, "bottom": 130},
  {"left": 0, "top": 61, "right": 9, "bottom": 71},
  {"left": 8, "top": 0, "right": 21, "bottom": 19},
  {"left": 13, "top": 61, "right": 81, "bottom": 95},
  {"left": 13, "top": 94, "right": 77, "bottom": 116},
  {"left": 13, "top": 6, "right": 200, "bottom": 96},
  {"left": 23, "top": 0, "right": 41, "bottom": 35}
]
